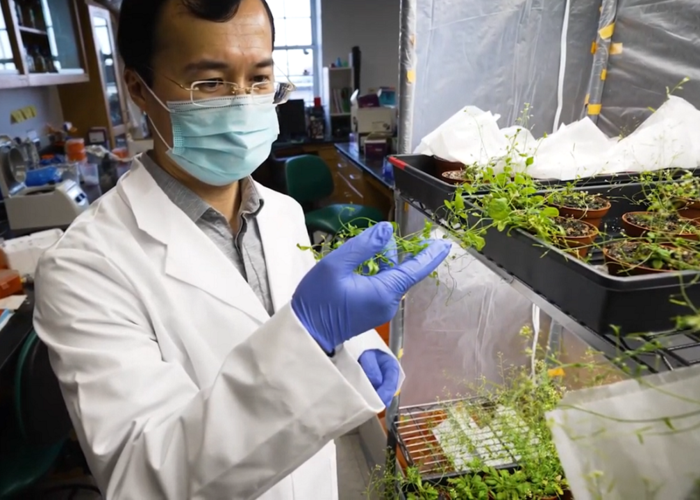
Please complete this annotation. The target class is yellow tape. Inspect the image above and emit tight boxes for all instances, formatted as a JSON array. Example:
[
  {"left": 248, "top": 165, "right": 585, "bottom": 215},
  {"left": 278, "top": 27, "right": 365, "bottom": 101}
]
[
  {"left": 407, "top": 70, "right": 416, "bottom": 83},
  {"left": 584, "top": 93, "right": 590, "bottom": 105},
  {"left": 394, "top": 389, "right": 401, "bottom": 397},
  {"left": 398, "top": 348, "right": 404, "bottom": 359},
  {"left": 591, "top": 41, "right": 596, "bottom": 54},
  {"left": 599, "top": 22, "right": 615, "bottom": 40},
  {"left": 588, "top": 104, "right": 602, "bottom": 115},
  {"left": 610, "top": 42, "right": 623, "bottom": 55},
  {"left": 547, "top": 367, "right": 565, "bottom": 378},
  {"left": 601, "top": 69, "right": 607, "bottom": 81}
]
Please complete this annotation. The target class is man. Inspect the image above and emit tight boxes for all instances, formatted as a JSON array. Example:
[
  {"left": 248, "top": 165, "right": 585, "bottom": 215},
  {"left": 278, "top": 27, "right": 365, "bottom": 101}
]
[{"left": 33, "top": 0, "right": 450, "bottom": 498}]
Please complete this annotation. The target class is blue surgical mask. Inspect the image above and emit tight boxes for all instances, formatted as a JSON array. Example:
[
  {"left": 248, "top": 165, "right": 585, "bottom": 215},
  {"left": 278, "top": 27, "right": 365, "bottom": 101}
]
[{"left": 146, "top": 89, "right": 280, "bottom": 186}]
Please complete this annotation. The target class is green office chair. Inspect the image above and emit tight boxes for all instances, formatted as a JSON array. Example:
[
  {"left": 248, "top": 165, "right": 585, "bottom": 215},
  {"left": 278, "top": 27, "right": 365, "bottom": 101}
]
[
  {"left": 285, "top": 155, "right": 385, "bottom": 238},
  {"left": 0, "top": 331, "right": 100, "bottom": 499}
]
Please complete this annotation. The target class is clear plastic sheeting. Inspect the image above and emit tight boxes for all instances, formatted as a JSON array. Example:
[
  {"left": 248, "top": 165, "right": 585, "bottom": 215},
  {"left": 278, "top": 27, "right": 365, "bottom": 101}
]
[
  {"left": 597, "top": 0, "right": 700, "bottom": 136},
  {"left": 548, "top": 365, "right": 700, "bottom": 499},
  {"left": 397, "top": 205, "right": 534, "bottom": 406},
  {"left": 411, "top": 0, "right": 600, "bottom": 147}
]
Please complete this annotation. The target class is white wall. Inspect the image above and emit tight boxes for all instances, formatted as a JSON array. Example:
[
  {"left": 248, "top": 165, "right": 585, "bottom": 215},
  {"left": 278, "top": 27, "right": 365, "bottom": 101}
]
[
  {"left": 321, "top": 0, "right": 400, "bottom": 92},
  {"left": 0, "top": 86, "right": 63, "bottom": 140}
]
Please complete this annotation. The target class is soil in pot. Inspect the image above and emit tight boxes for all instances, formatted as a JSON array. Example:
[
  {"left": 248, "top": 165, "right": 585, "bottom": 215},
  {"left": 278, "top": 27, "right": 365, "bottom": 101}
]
[
  {"left": 551, "top": 194, "right": 611, "bottom": 229},
  {"left": 440, "top": 168, "right": 487, "bottom": 186},
  {"left": 551, "top": 217, "right": 599, "bottom": 258},
  {"left": 622, "top": 211, "right": 700, "bottom": 240},
  {"left": 441, "top": 169, "right": 470, "bottom": 185},
  {"left": 604, "top": 240, "right": 700, "bottom": 276},
  {"left": 434, "top": 156, "right": 465, "bottom": 176}
]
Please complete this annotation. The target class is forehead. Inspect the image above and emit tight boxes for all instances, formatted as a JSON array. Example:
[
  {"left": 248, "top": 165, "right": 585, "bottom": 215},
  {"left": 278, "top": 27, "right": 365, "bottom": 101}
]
[{"left": 155, "top": 0, "right": 273, "bottom": 67}]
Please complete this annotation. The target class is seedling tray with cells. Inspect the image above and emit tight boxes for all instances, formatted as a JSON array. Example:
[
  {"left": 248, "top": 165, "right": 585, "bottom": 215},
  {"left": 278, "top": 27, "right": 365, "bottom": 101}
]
[{"left": 449, "top": 181, "right": 700, "bottom": 335}]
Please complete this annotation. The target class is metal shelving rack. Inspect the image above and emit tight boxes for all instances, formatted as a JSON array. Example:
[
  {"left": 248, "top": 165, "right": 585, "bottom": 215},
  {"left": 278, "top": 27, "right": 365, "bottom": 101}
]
[{"left": 383, "top": 191, "right": 700, "bottom": 496}]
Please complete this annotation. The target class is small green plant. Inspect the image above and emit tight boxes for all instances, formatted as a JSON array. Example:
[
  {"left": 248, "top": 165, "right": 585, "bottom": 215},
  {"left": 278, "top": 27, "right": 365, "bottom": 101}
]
[
  {"left": 548, "top": 185, "right": 609, "bottom": 212},
  {"left": 297, "top": 217, "right": 437, "bottom": 276},
  {"left": 606, "top": 239, "right": 700, "bottom": 272}
]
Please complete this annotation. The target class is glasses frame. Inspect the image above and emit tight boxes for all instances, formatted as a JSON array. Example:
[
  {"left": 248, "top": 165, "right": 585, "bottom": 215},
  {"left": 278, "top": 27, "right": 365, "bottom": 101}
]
[{"left": 155, "top": 71, "right": 296, "bottom": 107}]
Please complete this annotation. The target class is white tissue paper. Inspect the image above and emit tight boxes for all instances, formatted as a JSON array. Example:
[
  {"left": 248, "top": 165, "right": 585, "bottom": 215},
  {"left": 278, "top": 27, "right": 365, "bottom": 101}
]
[
  {"left": 414, "top": 106, "right": 508, "bottom": 165},
  {"left": 415, "top": 97, "right": 700, "bottom": 180},
  {"left": 530, "top": 118, "right": 613, "bottom": 180},
  {"left": 548, "top": 365, "right": 700, "bottom": 500}
]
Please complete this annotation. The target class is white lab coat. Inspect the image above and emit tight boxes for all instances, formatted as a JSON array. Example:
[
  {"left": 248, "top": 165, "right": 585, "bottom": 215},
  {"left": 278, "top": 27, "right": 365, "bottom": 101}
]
[{"left": 33, "top": 158, "right": 403, "bottom": 500}]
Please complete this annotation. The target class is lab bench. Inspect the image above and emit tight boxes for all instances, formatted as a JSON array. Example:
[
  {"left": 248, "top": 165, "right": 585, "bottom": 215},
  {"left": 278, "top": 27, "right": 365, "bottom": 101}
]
[{"left": 333, "top": 143, "right": 394, "bottom": 219}]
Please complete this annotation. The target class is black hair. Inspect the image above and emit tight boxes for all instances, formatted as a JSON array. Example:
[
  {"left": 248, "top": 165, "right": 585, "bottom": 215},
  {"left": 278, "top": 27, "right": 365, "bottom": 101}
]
[{"left": 117, "top": 0, "right": 276, "bottom": 86}]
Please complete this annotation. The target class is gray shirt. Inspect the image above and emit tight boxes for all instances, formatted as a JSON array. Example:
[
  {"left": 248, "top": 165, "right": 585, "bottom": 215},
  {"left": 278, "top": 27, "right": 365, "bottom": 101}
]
[{"left": 140, "top": 153, "right": 274, "bottom": 315}]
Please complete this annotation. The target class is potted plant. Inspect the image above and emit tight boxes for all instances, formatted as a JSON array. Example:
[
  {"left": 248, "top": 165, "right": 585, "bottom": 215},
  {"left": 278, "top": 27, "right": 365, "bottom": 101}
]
[
  {"left": 621, "top": 211, "right": 700, "bottom": 240},
  {"left": 604, "top": 240, "right": 700, "bottom": 276},
  {"left": 550, "top": 217, "right": 599, "bottom": 258},
  {"left": 653, "top": 171, "right": 700, "bottom": 220},
  {"left": 435, "top": 156, "right": 465, "bottom": 177},
  {"left": 547, "top": 189, "right": 611, "bottom": 229},
  {"left": 626, "top": 173, "right": 700, "bottom": 239},
  {"left": 441, "top": 164, "right": 488, "bottom": 186}
]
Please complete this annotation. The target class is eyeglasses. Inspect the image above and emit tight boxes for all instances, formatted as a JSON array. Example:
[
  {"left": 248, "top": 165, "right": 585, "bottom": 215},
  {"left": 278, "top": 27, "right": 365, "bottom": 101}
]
[{"left": 159, "top": 73, "right": 296, "bottom": 107}]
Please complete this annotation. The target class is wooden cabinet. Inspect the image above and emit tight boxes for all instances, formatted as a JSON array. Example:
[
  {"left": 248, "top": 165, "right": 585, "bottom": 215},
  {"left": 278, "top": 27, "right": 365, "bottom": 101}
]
[
  {"left": 268, "top": 142, "right": 393, "bottom": 218},
  {"left": 0, "top": 0, "right": 88, "bottom": 88},
  {"left": 57, "top": 2, "right": 128, "bottom": 148}
]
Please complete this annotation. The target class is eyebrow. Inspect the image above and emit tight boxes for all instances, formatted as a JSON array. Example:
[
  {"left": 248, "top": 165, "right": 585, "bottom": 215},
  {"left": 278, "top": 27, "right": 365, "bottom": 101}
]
[{"left": 183, "top": 57, "right": 275, "bottom": 74}]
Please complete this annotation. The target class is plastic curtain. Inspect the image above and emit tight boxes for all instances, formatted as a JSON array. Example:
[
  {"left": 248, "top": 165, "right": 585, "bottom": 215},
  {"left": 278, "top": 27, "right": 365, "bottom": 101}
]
[
  {"left": 596, "top": 0, "right": 700, "bottom": 136},
  {"left": 410, "top": 0, "right": 602, "bottom": 146}
]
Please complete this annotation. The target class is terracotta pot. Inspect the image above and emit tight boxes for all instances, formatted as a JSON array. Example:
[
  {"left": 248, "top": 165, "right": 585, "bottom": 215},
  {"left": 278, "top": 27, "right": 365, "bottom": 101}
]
[
  {"left": 440, "top": 169, "right": 468, "bottom": 185},
  {"left": 622, "top": 211, "right": 699, "bottom": 240},
  {"left": 552, "top": 196, "right": 611, "bottom": 229},
  {"left": 434, "top": 156, "right": 464, "bottom": 176},
  {"left": 604, "top": 242, "right": 677, "bottom": 276},
  {"left": 678, "top": 198, "right": 700, "bottom": 221},
  {"left": 553, "top": 218, "right": 599, "bottom": 258}
]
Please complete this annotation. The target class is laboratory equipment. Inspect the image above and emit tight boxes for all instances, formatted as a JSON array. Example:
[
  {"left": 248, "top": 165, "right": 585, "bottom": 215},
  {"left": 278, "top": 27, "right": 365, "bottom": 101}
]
[{"left": 0, "top": 143, "right": 89, "bottom": 234}]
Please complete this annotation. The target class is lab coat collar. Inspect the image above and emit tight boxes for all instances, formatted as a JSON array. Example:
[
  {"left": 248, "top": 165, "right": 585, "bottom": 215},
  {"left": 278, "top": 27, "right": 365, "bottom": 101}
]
[{"left": 117, "top": 160, "right": 270, "bottom": 324}]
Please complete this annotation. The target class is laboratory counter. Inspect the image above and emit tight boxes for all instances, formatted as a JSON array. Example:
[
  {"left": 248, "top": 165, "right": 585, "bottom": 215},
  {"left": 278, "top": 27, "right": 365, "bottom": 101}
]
[{"left": 334, "top": 143, "right": 394, "bottom": 191}]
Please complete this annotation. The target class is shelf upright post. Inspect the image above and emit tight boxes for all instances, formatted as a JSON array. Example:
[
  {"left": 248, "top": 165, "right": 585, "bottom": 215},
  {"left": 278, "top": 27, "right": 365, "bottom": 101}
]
[{"left": 384, "top": 191, "right": 409, "bottom": 497}]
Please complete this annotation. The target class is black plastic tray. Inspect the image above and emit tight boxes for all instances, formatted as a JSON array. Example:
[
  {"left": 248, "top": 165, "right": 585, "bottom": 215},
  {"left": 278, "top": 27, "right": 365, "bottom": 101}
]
[
  {"left": 389, "top": 154, "right": 697, "bottom": 213},
  {"left": 450, "top": 182, "right": 700, "bottom": 335}
]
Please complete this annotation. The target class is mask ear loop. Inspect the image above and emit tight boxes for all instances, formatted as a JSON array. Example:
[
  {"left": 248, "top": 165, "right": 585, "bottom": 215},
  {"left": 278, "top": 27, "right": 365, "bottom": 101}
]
[{"left": 136, "top": 74, "right": 173, "bottom": 151}]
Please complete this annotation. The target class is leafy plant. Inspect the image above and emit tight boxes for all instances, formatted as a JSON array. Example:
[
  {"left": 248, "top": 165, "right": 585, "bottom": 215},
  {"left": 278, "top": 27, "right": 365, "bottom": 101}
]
[
  {"left": 297, "top": 216, "right": 437, "bottom": 276},
  {"left": 606, "top": 240, "right": 700, "bottom": 272}
]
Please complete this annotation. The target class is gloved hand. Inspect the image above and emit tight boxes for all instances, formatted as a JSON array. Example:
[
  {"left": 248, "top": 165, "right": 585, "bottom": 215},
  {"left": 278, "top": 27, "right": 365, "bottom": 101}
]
[
  {"left": 292, "top": 221, "right": 450, "bottom": 354},
  {"left": 359, "top": 349, "right": 400, "bottom": 407}
]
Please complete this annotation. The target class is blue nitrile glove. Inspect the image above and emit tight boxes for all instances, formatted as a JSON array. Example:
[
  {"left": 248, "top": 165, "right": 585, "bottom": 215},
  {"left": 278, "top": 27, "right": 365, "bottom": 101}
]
[
  {"left": 292, "top": 221, "right": 450, "bottom": 354},
  {"left": 359, "top": 349, "right": 400, "bottom": 407}
]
